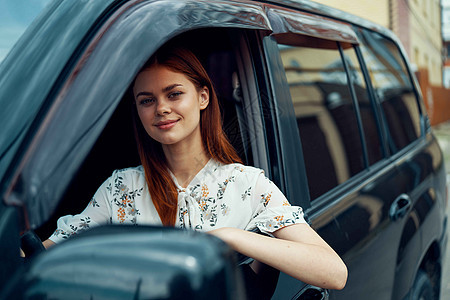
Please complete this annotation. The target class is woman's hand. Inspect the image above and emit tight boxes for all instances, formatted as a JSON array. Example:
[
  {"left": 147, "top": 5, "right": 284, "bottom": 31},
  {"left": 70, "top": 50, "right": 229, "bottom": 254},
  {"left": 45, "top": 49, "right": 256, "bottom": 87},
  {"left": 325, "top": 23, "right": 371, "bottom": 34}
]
[{"left": 207, "top": 225, "right": 347, "bottom": 290}]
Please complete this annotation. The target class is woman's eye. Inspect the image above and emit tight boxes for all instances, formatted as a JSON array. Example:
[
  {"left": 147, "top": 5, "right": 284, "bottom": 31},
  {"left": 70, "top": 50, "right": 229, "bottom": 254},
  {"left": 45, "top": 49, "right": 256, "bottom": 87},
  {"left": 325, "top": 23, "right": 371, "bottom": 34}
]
[
  {"left": 168, "top": 91, "right": 182, "bottom": 99},
  {"left": 139, "top": 98, "right": 155, "bottom": 105}
]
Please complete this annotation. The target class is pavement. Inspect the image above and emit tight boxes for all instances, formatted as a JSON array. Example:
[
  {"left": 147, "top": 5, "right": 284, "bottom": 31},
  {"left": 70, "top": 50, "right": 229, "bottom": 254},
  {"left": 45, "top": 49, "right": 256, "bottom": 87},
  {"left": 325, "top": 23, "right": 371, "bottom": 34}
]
[{"left": 434, "top": 121, "right": 450, "bottom": 299}]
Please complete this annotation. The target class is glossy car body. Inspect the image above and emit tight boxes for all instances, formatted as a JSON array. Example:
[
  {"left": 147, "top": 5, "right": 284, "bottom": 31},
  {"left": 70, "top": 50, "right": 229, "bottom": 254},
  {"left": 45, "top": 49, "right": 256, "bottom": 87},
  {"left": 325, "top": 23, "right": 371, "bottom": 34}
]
[{"left": 0, "top": 0, "right": 447, "bottom": 299}]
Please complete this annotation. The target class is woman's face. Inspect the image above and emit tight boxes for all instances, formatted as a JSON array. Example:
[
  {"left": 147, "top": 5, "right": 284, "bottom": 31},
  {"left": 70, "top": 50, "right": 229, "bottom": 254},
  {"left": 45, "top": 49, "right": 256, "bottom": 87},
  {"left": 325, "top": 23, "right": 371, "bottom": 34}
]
[{"left": 133, "top": 65, "right": 209, "bottom": 147}]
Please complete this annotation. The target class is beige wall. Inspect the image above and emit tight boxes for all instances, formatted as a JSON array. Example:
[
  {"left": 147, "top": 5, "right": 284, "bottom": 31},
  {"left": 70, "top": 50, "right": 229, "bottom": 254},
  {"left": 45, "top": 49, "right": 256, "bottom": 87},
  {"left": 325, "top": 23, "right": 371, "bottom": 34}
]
[
  {"left": 408, "top": 0, "right": 442, "bottom": 85},
  {"left": 310, "top": 0, "right": 390, "bottom": 28},
  {"left": 310, "top": 0, "right": 443, "bottom": 85}
]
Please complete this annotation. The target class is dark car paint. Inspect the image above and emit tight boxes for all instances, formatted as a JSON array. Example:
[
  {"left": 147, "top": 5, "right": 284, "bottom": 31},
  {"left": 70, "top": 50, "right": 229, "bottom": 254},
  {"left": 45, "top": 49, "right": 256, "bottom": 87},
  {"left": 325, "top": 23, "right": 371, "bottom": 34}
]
[
  {"left": 263, "top": 40, "right": 443, "bottom": 300},
  {"left": 0, "top": 0, "right": 447, "bottom": 299},
  {"left": 258, "top": 6, "right": 446, "bottom": 299},
  {"left": 11, "top": 226, "right": 247, "bottom": 299}
]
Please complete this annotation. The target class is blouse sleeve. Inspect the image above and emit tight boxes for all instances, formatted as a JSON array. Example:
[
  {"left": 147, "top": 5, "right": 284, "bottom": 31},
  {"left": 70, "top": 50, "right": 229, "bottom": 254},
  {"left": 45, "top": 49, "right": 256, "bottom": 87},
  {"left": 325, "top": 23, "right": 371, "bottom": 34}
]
[
  {"left": 48, "top": 174, "right": 114, "bottom": 244},
  {"left": 246, "top": 172, "right": 307, "bottom": 235}
]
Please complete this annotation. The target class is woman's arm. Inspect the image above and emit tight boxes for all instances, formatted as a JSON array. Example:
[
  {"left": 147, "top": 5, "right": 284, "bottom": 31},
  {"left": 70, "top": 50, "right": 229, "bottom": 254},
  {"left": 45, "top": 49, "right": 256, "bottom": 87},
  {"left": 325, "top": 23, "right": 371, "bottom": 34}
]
[
  {"left": 208, "top": 224, "right": 347, "bottom": 290},
  {"left": 43, "top": 239, "right": 56, "bottom": 249}
]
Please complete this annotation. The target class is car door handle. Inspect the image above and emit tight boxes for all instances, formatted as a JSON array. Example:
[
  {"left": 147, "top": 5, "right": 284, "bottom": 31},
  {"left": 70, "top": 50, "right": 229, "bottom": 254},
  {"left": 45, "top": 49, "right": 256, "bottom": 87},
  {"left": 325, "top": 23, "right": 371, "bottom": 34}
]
[
  {"left": 390, "top": 194, "right": 411, "bottom": 221},
  {"left": 294, "top": 285, "right": 329, "bottom": 300}
]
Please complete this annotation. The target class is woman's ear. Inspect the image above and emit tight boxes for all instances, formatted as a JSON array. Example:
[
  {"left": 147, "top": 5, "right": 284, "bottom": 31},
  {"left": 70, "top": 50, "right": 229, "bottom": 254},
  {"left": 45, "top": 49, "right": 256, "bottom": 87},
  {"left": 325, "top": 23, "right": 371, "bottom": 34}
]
[{"left": 199, "top": 86, "right": 210, "bottom": 110}]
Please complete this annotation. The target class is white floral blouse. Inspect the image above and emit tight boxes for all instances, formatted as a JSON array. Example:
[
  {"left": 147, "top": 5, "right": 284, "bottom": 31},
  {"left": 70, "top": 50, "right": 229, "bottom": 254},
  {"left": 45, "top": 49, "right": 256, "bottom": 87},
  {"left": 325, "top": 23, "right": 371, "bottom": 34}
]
[{"left": 49, "top": 159, "right": 307, "bottom": 244}]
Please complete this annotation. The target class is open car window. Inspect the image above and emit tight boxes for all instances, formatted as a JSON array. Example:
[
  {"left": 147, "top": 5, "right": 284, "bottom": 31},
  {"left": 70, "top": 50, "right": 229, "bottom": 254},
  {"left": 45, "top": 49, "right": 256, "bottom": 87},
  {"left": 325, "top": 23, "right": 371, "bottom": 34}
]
[
  {"left": 3, "top": 0, "right": 272, "bottom": 233},
  {"left": 36, "top": 28, "right": 263, "bottom": 238}
]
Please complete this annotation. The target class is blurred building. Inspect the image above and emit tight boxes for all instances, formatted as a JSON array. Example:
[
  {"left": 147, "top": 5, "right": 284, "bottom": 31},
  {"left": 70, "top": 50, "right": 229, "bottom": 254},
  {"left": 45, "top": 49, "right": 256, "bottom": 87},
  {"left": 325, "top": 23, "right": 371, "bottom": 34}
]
[
  {"left": 310, "top": 0, "right": 443, "bottom": 86},
  {"left": 443, "top": 0, "right": 450, "bottom": 88}
]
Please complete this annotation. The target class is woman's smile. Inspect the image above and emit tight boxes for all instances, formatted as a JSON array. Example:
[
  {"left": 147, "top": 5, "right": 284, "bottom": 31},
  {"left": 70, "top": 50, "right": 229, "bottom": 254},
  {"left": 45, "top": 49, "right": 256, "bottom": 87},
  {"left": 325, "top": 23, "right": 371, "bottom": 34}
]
[{"left": 154, "top": 119, "right": 180, "bottom": 130}]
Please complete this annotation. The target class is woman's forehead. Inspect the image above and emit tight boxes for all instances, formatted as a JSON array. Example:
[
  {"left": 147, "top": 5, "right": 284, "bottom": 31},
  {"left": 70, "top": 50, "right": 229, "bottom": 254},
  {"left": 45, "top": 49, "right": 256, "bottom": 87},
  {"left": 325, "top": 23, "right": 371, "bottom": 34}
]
[{"left": 134, "top": 66, "right": 193, "bottom": 92}]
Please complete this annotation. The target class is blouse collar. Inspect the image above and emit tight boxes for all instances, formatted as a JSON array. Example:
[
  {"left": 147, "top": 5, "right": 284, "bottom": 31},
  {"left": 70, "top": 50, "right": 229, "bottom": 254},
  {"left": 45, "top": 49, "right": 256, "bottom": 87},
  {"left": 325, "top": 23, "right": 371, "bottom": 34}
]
[{"left": 169, "top": 158, "right": 221, "bottom": 192}]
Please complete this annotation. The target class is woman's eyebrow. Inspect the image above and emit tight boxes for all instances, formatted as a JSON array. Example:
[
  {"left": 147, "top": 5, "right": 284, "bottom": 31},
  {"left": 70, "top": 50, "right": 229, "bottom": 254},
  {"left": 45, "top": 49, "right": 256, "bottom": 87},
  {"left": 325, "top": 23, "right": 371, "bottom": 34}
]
[
  {"left": 163, "top": 83, "right": 183, "bottom": 93},
  {"left": 135, "top": 91, "right": 153, "bottom": 98},
  {"left": 135, "top": 84, "right": 183, "bottom": 98}
]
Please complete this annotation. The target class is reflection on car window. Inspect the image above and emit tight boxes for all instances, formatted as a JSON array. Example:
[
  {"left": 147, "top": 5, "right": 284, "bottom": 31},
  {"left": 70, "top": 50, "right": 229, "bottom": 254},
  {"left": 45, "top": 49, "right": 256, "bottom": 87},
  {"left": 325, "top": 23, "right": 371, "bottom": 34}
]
[
  {"left": 358, "top": 29, "right": 421, "bottom": 153},
  {"left": 0, "top": 0, "right": 52, "bottom": 181},
  {"left": 278, "top": 43, "right": 365, "bottom": 200},
  {"left": 340, "top": 46, "right": 383, "bottom": 166},
  {"left": 0, "top": 0, "right": 52, "bottom": 63}
]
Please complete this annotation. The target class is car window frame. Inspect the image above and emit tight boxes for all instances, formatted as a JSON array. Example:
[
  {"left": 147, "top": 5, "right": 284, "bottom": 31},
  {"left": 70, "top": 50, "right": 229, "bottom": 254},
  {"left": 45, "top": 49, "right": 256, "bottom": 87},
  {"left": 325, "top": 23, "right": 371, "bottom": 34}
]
[
  {"left": 265, "top": 36, "right": 379, "bottom": 207},
  {"left": 261, "top": 4, "right": 429, "bottom": 212},
  {"left": 3, "top": 0, "right": 274, "bottom": 230},
  {"left": 262, "top": 6, "right": 389, "bottom": 207},
  {"left": 352, "top": 42, "right": 390, "bottom": 159}
]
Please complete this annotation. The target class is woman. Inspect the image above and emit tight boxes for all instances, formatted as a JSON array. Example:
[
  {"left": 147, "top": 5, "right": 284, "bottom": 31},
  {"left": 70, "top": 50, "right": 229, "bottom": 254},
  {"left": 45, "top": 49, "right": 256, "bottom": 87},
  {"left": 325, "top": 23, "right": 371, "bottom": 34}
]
[{"left": 44, "top": 45, "right": 347, "bottom": 291}]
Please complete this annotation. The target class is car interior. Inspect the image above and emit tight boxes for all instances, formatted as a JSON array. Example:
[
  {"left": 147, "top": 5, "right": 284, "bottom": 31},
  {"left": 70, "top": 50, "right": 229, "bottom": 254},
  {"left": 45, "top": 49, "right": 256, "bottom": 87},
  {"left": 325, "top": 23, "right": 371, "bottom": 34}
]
[{"left": 35, "top": 28, "right": 254, "bottom": 240}]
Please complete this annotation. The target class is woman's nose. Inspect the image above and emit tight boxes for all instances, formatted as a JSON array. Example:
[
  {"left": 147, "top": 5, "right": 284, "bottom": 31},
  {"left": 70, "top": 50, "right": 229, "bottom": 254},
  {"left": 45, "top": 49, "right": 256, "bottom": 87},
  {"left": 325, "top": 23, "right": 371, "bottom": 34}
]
[{"left": 155, "top": 99, "right": 171, "bottom": 115}]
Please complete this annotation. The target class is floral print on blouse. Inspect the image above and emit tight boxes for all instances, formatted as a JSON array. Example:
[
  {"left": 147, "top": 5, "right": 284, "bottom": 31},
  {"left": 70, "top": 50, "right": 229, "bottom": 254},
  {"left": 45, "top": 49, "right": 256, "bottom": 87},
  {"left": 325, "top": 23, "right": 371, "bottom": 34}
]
[{"left": 49, "top": 159, "right": 307, "bottom": 243}]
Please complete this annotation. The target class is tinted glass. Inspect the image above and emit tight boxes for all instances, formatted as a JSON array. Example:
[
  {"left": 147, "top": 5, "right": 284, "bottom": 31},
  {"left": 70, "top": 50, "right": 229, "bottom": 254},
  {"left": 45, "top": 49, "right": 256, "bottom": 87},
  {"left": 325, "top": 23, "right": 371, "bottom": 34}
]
[
  {"left": 0, "top": 0, "right": 52, "bottom": 63},
  {"left": 341, "top": 46, "right": 383, "bottom": 165},
  {"left": 278, "top": 43, "right": 364, "bottom": 200},
  {"left": 358, "top": 29, "right": 421, "bottom": 153},
  {"left": 0, "top": 0, "right": 57, "bottom": 183}
]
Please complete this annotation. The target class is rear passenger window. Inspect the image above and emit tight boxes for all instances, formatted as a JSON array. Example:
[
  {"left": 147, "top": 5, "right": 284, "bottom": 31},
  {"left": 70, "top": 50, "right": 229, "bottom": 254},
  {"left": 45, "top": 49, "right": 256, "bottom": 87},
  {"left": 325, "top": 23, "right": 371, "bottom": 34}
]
[
  {"left": 277, "top": 43, "right": 369, "bottom": 200},
  {"left": 358, "top": 29, "right": 421, "bottom": 153},
  {"left": 340, "top": 46, "right": 383, "bottom": 166}
]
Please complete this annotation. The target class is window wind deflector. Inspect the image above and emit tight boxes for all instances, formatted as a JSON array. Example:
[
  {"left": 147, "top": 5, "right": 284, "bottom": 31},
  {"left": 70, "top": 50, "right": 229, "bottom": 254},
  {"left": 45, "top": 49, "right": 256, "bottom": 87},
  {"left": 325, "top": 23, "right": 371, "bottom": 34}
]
[{"left": 266, "top": 7, "right": 359, "bottom": 49}]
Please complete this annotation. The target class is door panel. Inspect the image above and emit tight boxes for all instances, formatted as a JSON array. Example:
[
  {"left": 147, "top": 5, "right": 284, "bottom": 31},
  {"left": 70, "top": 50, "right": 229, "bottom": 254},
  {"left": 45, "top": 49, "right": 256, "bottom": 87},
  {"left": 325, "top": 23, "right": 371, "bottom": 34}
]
[{"left": 313, "top": 165, "right": 408, "bottom": 299}]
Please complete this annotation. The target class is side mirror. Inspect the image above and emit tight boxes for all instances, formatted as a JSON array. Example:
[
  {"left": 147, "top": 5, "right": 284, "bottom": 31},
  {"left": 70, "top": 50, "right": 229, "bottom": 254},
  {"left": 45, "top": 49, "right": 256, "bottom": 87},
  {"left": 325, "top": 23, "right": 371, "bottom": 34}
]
[{"left": 3, "top": 225, "right": 246, "bottom": 299}]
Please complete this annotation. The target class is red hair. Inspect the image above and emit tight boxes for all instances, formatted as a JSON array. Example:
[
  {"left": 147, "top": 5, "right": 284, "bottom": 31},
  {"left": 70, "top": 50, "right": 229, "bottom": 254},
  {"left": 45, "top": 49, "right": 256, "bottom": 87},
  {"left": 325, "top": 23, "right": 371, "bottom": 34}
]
[{"left": 132, "top": 46, "right": 242, "bottom": 226}]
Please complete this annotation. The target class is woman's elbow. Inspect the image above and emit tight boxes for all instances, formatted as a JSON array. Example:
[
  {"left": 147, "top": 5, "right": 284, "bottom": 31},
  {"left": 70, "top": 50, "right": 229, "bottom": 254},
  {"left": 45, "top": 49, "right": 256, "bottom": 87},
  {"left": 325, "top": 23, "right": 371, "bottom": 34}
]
[{"left": 328, "top": 261, "right": 348, "bottom": 290}]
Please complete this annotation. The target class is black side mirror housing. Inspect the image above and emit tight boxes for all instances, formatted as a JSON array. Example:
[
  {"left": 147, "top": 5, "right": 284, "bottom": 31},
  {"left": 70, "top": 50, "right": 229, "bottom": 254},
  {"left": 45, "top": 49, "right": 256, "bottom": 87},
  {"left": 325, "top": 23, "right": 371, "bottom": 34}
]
[{"left": 3, "top": 225, "right": 247, "bottom": 299}]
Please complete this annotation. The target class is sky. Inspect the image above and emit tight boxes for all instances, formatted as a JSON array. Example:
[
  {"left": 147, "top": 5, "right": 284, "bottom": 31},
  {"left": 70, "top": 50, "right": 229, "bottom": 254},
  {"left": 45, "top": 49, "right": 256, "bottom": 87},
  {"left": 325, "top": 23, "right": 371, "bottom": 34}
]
[{"left": 0, "top": 0, "right": 52, "bottom": 63}]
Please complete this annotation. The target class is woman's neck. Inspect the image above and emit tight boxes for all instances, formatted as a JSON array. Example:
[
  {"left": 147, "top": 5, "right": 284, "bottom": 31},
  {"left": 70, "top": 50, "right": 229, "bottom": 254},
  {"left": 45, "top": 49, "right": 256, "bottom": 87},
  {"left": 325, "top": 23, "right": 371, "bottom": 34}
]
[{"left": 162, "top": 142, "right": 210, "bottom": 188}]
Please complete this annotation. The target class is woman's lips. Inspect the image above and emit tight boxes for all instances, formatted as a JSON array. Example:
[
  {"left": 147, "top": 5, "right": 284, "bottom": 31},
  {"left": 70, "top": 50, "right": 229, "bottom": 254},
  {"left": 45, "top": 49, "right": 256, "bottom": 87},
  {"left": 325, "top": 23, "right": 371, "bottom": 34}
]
[{"left": 155, "top": 119, "right": 179, "bottom": 130}]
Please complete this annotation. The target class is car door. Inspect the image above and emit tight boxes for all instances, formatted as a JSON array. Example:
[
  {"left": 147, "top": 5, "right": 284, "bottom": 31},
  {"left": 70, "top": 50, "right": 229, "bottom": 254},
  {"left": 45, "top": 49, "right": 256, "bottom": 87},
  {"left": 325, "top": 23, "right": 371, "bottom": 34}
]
[
  {"left": 355, "top": 27, "right": 446, "bottom": 300},
  {"left": 256, "top": 5, "right": 423, "bottom": 299}
]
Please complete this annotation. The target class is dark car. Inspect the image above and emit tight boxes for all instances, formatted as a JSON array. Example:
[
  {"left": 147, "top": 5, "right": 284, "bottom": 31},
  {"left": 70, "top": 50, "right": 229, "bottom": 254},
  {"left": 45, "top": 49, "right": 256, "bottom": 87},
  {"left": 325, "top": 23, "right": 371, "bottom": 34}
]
[{"left": 0, "top": 0, "right": 447, "bottom": 299}]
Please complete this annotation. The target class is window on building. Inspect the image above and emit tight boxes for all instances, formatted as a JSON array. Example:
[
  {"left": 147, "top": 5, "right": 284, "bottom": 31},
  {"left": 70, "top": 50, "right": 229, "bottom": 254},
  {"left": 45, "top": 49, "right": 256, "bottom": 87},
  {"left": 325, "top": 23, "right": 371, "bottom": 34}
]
[
  {"left": 414, "top": 47, "right": 420, "bottom": 66},
  {"left": 423, "top": 0, "right": 428, "bottom": 18}
]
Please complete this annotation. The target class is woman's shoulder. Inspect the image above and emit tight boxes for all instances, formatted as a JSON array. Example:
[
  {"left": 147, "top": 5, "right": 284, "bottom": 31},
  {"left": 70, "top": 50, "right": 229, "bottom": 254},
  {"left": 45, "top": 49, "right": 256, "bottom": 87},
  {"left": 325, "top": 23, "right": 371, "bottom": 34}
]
[
  {"left": 108, "top": 165, "right": 146, "bottom": 181},
  {"left": 212, "top": 161, "right": 264, "bottom": 180}
]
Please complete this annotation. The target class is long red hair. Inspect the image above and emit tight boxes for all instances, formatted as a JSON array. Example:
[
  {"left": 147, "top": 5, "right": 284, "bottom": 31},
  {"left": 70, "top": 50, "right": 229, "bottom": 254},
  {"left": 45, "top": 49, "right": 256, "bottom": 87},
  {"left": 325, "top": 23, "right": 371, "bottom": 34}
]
[{"left": 132, "top": 46, "right": 242, "bottom": 226}]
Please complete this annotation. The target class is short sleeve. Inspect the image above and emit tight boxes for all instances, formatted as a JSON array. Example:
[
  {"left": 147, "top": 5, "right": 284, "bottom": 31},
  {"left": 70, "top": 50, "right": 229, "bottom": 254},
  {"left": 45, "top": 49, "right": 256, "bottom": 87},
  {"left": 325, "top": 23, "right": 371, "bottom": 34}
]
[
  {"left": 246, "top": 172, "right": 307, "bottom": 235},
  {"left": 48, "top": 174, "right": 114, "bottom": 244}
]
